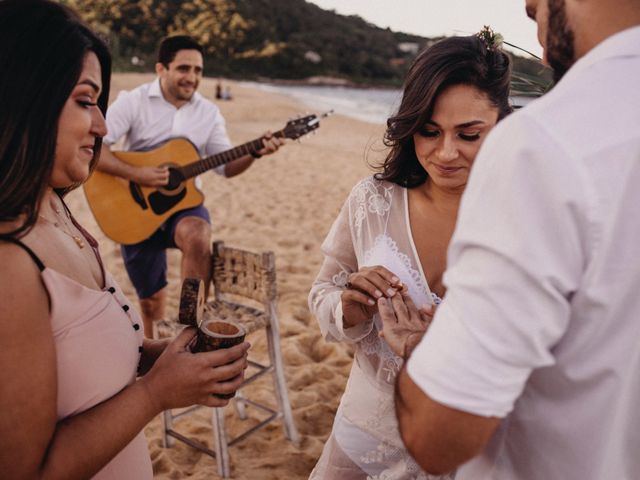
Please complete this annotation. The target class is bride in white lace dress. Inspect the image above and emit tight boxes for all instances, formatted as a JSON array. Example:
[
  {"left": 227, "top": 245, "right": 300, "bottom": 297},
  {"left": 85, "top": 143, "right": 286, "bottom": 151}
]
[{"left": 308, "top": 31, "right": 513, "bottom": 480}]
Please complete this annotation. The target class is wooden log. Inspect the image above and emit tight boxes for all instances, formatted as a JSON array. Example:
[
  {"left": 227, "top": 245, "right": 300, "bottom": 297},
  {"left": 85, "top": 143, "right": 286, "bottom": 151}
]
[
  {"left": 179, "top": 278, "right": 247, "bottom": 399},
  {"left": 178, "top": 278, "right": 205, "bottom": 328}
]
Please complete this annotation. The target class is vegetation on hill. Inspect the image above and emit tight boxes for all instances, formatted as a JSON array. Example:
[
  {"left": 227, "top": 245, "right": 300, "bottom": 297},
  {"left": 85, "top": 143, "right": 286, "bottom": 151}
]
[{"left": 61, "top": 0, "right": 551, "bottom": 91}]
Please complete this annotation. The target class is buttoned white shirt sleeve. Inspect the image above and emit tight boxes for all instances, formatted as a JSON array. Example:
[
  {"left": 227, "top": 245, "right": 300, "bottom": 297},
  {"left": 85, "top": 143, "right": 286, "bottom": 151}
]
[
  {"left": 406, "top": 112, "right": 595, "bottom": 417},
  {"left": 203, "top": 109, "right": 233, "bottom": 157},
  {"left": 202, "top": 109, "right": 233, "bottom": 177},
  {"left": 104, "top": 90, "right": 138, "bottom": 146}
]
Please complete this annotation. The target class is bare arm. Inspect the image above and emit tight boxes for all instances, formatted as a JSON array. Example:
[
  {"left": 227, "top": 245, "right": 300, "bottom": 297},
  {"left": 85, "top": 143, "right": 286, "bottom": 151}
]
[
  {"left": 96, "top": 144, "right": 169, "bottom": 187},
  {"left": 43, "top": 333, "right": 248, "bottom": 480},
  {"left": 395, "top": 366, "right": 500, "bottom": 475},
  {"left": 223, "top": 131, "right": 285, "bottom": 178},
  {"left": 0, "top": 246, "right": 57, "bottom": 479},
  {"left": 0, "top": 245, "right": 249, "bottom": 479}
]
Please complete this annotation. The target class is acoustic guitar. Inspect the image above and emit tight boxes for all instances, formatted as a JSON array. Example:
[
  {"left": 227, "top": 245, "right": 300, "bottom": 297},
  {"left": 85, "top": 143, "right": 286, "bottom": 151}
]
[{"left": 84, "top": 114, "right": 323, "bottom": 245}]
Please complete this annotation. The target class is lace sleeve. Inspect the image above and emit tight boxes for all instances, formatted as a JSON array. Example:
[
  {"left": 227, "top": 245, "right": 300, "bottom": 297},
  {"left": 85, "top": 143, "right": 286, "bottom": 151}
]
[{"left": 308, "top": 182, "right": 375, "bottom": 343}]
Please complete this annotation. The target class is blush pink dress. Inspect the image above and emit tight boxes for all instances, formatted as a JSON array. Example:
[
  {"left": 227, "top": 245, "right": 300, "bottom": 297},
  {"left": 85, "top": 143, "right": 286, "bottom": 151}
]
[{"left": 11, "top": 230, "right": 152, "bottom": 479}]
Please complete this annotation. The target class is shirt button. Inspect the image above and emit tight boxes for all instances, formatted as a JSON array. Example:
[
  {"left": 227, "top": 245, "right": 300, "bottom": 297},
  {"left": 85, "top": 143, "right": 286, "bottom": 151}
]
[
  {"left": 138, "top": 346, "right": 143, "bottom": 353},
  {"left": 122, "top": 305, "right": 130, "bottom": 312},
  {"left": 133, "top": 324, "right": 140, "bottom": 331},
  {"left": 108, "top": 287, "right": 116, "bottom": 293}
]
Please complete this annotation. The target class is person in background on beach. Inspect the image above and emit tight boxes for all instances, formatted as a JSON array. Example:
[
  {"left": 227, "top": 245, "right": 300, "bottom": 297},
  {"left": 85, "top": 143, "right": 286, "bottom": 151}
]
[
  {"left": 97, "top": 35, "right": 282, "bottom": 337},
  {"left": 0, "top": 1, "right": 249, "bottom": 478},
  {"left": 307, "top": 30, "right": 512, "bottom": 479},
  {"left": 216, "top": 80, "right": 223, "bottom": 99},
  {"left": 382, "top": 0, "right": 640, "bottom": 478}
]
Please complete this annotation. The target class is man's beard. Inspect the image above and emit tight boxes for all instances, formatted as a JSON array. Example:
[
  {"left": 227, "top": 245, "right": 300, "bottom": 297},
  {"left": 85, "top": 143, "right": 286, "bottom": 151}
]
[
  {"left": 170, "top": 83, "right": 196, "bottom": 101},
  {"left": 547, "top": 0, "right": 576, "bottom": 82}
]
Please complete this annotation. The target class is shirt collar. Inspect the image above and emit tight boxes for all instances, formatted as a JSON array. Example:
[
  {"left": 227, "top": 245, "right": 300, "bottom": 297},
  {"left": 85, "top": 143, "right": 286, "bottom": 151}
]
[
  {"left": 148, "top": 78, "right": 163, "bottom": 98},
  {"left": 563, "top": 25, "right": 640, "bottom": 81}
]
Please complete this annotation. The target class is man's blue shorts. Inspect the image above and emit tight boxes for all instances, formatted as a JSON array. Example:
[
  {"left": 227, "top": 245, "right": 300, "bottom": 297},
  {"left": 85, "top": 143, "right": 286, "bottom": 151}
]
[{"left": 120, "top": 205, "right": 210, "bottom": 299}]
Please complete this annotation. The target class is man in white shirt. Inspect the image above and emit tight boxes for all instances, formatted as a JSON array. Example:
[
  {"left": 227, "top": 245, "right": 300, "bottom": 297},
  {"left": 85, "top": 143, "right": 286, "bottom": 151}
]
[
  {"left": 379, "top": 0, "right": 640, "bottom": 478},
  {"left": 97, "top": 35, "right": 282, "bottom": 337}
]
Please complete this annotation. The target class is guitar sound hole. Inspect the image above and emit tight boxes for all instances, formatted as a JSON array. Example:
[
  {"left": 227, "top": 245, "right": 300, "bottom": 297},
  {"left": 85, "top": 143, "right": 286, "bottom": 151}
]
[{"left": 166, "top": 168, "right": 185, "bottom": 191}]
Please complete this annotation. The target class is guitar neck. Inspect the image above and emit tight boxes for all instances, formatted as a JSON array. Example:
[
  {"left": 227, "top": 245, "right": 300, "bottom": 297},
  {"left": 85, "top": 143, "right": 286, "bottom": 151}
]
[{"left": 179, "top": 130, "right": 284, "bottom": 179}]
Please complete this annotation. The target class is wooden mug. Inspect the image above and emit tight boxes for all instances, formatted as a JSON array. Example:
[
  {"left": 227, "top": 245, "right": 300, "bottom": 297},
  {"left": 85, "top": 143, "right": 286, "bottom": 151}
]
[{"left": 178, "top": 278, "right": 246, "bottom": 399}]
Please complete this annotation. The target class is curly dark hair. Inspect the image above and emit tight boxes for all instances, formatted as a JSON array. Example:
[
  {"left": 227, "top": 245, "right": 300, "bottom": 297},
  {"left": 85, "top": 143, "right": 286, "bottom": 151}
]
[
  {"left": 0, "top": 0, "right": 111, "bottom": 238},
  {"left": 376, "top": 35, "right": 512, "bottom": 188}
]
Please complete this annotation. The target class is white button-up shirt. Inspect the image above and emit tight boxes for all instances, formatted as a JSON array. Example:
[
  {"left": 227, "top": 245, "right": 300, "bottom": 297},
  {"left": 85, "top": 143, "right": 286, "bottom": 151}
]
[
  {"left": 104, "top": 78, "right": 232, "bottom": 179},
  {"left": 407, "top": 26, "right": 640, "bottom": 480}
]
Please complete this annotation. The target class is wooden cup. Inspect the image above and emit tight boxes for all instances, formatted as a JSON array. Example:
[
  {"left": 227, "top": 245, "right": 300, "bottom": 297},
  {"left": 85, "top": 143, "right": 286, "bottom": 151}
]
[
  {"left": 193, "top": 319, "right": 246, "bottom": 399},
  {"left": 194, "top": 319, "right": 246, "bottom": 352},
  {"left": 178, "top": 278, "right": 246, "bottom": 399}
]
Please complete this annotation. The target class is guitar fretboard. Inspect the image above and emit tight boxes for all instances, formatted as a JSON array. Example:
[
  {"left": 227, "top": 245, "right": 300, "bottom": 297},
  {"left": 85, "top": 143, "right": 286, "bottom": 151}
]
[{"left": 179, "top": 132, "right": 283, "bottom": 179}]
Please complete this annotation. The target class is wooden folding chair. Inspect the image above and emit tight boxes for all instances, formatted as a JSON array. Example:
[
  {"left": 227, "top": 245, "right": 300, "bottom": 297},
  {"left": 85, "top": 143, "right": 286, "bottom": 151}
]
[{"left": 162, "top": 241, "right": 299, "bottom": 478}]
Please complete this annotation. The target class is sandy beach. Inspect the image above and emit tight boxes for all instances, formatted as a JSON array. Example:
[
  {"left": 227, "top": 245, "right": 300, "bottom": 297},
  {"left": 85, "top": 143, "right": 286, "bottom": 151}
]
[{"left": 64, "top": 73, "right": 387, "bottom": 479}]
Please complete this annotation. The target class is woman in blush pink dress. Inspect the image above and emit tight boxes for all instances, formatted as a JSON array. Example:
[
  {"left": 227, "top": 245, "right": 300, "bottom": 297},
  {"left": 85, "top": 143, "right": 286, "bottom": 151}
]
[{"left": 0, "top": 2, "right": 249, "bottom": 478}]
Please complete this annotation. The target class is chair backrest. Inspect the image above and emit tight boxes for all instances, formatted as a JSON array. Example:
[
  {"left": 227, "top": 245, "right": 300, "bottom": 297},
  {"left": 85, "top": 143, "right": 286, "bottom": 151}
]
[{"left": 211, "top": 241, "right": 277, "bottom": 309}]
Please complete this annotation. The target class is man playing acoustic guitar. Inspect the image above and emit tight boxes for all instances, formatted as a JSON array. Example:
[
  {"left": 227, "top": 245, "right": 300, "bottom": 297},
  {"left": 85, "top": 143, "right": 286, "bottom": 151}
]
[{"left": 97, "top": 35, "right": 283, "bottom": 337}]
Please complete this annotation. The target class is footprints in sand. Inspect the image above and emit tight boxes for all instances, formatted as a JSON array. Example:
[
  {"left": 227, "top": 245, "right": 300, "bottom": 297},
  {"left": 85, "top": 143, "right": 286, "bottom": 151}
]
[{"left": 284, "top": 333, "right": 337, "bottom": 366}]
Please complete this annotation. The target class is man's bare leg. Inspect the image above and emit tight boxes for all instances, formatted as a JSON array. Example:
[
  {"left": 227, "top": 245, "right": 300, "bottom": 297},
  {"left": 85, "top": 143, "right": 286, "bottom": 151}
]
[
  {"left": 174, "top": 216, "right": 212, "bottom": 296},
  {"left": 139, "top": 287, "right": 167, "bottom": 338}
]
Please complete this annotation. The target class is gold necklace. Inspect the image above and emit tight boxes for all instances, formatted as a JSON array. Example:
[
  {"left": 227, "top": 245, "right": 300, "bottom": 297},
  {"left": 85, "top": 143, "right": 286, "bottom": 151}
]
[{"left": 38, "top": 212, "right": 86, "bottom": 249}]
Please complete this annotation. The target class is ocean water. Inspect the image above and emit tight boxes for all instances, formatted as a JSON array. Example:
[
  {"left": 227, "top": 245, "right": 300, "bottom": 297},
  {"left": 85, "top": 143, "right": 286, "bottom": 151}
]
[
  {"left": 243, "top": 81, "right": 536, "bottom": 125},
  {"left": 243, "top": 82, "right": 402, "bottom": 125}
]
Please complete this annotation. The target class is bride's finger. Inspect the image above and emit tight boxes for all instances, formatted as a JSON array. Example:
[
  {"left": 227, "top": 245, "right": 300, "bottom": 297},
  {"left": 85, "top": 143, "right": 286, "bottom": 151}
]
[{"left": 342, "top": 289, "right": 376, "bottom": 307}]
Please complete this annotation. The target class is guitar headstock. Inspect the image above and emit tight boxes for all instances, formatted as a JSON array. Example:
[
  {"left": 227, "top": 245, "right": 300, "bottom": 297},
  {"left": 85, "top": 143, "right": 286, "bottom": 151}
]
[{"left": 282, "top": 114, "right": 320, "bottom": 140}]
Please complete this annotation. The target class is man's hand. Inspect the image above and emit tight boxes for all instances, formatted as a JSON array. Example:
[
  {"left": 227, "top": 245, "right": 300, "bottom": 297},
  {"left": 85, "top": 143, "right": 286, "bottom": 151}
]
[
  {"left": 96, "top": 145, "right": 170, "bottom": 186},
  {"left": 255, "top": 130, "right": 285, "bottom": 157},
  {"left": 130, "top": 165, "right": 170, "bottom": 187},
  {"left": 378, "top": 292, "right": 435, "bottom": 358}
]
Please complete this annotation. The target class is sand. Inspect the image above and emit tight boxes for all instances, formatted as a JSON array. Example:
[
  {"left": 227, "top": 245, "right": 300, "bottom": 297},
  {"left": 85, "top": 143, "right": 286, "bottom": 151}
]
[{"left": 64, "top": 73, "right": 388, "bottom": 479}]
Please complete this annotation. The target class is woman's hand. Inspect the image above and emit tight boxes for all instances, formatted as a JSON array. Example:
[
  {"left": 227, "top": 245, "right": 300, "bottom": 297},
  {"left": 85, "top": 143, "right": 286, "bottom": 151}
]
[
  {"left": 139, "top": 327, "right": 250, "bottom": 411},
  {"left": 137, "top": 337, "right": 171, "bottom": 376},
  {"left": 378, "top": 292, "right": 436, "bottom": 358},
  {"left": 341, "top": 266, "right": 404, "bottom": 328}
]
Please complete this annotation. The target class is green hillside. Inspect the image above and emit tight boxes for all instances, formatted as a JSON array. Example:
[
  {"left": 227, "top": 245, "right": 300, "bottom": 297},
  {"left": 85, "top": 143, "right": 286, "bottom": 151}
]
[{"left": 62, "top": 0, "right": 550, "bottom": 90}]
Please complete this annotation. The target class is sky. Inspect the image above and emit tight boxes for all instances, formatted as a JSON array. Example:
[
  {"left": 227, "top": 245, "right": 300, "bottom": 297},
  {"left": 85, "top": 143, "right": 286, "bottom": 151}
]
[{"left": 306, "top": 0, "right": 543, "bottom": 58}]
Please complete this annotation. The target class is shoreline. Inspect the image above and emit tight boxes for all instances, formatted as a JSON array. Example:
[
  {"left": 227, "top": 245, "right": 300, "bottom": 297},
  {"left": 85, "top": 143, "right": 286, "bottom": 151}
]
[
  {"left": 256, "top": 75, "right": 402, "bottom": 90},
  {"left": 113, "top": 69, "right": 402, "bottom": 89}
]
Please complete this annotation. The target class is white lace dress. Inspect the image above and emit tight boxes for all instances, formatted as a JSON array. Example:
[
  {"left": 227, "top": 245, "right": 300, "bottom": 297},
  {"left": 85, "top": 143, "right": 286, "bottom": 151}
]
[{"left": 308, "top": 177, "right": 454, "bottom": 480}]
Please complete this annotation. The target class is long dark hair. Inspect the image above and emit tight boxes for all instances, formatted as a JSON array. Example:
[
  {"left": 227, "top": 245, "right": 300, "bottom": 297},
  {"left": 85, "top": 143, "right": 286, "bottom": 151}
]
[
  {"left": 376, "top": 35, "right": 512, "bottom": 188},
  {"left": 0, "top": 0, "right": 111, "bottom": 238}
]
